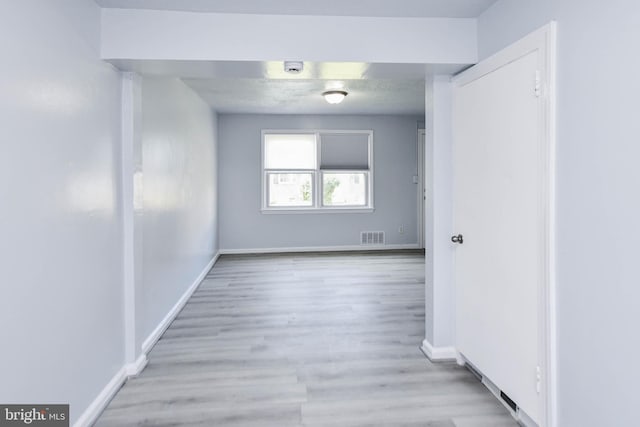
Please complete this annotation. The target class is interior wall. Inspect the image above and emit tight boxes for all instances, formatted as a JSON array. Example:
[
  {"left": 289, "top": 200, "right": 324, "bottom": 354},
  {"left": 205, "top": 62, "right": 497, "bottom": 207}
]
[
  {"left": 0, "top": 1, "right": 124, "bottom": 424},
  {"left": 138, "top": 77, "right": 218, "bottom": 342},
  {"left": 479, "top": 1, "right": 640, "bottom": 425},
  {"left": 424, "top": 79, "right": 436, "bottom": 345},
  {"left": 218, "top": 114, "right": 422, "bottom": 251},
  {"left": 100, "top": 9, "right": 477, "bottom": 64},
  {"left": 429, "top": 76, "right": 455, "bottom": 348}
]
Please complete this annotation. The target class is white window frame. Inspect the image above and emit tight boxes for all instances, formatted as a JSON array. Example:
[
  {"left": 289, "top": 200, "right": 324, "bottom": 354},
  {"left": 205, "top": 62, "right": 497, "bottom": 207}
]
[{"left": 261, "top": 129, "right": 374, "bottom": 214}]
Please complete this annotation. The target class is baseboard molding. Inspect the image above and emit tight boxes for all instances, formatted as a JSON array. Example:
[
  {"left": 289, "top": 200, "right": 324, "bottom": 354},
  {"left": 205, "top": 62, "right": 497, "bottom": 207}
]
[
  {"left": 420, "top": 339, "right": 457, "bottom": 362},
  {"left": 73, "top": 354, "right": 148, "bottom": 427},
  {"left": 74, "top": 253, "right": 220, "bottom": 427},
  {"left": 141, "top": 252, "right": 219, "bottom": 354},
  {"left": 220, "top": 244, "right": 420, "bottom": 255},
  {"left": 125, "top": 354, "right": 148, "bottom": 377},
  {"left": 72, "top": 366, "right": 127, "bottom": 427}
]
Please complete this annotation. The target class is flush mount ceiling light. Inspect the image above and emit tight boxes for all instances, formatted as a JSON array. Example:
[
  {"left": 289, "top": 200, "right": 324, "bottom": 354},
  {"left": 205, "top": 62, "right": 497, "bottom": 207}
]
[{"left": 322, "top": 90, "right": 348, "bottom": 104}]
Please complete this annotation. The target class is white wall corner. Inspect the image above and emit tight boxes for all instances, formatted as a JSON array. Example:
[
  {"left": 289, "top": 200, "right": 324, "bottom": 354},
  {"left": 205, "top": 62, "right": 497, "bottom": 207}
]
[
  {"left": 420, "top": 338, "right": 457, "bottom": 362},
  {"left": 141, "top": 253, "right": 219, "bottom": 354},
  {"left": 121, "top": 71, "right": 144, "bottom": 366},
  {"left": 431, "top": 75, "right": 456, "bottom": 349}
]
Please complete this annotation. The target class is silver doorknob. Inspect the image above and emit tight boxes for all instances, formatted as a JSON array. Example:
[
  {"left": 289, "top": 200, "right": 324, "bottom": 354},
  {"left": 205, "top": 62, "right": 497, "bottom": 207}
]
[{"left": 451, "top": 234, "right": 464, "bottom": 244}]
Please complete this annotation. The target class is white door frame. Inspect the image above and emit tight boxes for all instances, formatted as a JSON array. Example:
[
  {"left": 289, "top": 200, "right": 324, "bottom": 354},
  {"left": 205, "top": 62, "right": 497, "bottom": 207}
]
[{"left": 452, "top": 22, "right": 557, "bottom": 427}]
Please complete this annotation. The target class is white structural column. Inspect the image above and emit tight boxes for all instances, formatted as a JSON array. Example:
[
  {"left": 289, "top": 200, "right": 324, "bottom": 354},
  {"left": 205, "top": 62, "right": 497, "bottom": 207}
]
[
  {"left": 422, "top": 75, "right": 456, "bottom": 360},
  {"left": 121, "top": 72, "right": 147, "bottom": 374}
]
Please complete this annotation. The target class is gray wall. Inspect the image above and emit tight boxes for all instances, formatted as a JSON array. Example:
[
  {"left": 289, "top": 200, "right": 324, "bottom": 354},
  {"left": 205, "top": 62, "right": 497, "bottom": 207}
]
[
  {"left": 139, "top": 77, "right": 218, "bottom": 342},
  {"left": 0, "top": 1, "right": 124, "bottom": 423},
  {"left": 424, "top": 77, "right": 456, "bottom": 348},
  {"left": 479, "top": 1, "right": 640, "bottom": 425},
  {"left": 219, "top": 114, "right": 422, "bottom": 250}
]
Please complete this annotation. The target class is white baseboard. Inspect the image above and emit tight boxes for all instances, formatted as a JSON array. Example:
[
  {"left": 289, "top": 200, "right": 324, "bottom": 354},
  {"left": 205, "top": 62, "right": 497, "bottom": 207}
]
[
  {"left": 73, "top": 355, "right": 148, "bottom": 427},
  {"left": 75, "top": 253, "right": 220, "bottom": 427},
  {"left": 420, "top": 339, "right": 457, "bottom": 361},
  {"left": 125, "top": 354, "right": 148, "bottom": 377},
  {"left": 72, "top": 366, "right": 127, "bottom": 427},
  {"left": 141, "top": 252, "right": 219, "bottom": 354},
  {"left": 220, "top": 244, "right": 420, "bottom": 255}
]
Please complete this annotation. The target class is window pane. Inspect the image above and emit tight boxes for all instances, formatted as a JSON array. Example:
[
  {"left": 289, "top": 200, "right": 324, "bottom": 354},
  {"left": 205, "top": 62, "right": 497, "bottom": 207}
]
[
  {"left": 268, "top": 173, "right": 313, "bottom": 207},
  {"left": 323, "top": 173, "right": 367, "bottom": 206},
  {"left": 265, "top": 134, "right": 316, "bottom": 169}
]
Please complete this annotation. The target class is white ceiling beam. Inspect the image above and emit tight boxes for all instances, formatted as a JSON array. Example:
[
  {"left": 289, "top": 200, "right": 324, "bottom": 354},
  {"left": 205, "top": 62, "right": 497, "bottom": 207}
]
[{"left": 101, "top": 9, "right": 477, "bottom": 64}]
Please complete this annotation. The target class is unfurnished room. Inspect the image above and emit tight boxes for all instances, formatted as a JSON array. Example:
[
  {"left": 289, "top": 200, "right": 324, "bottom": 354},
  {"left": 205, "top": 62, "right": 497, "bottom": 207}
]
[{"left": 1, "top": 1, "right": 638, "bottom": 427}]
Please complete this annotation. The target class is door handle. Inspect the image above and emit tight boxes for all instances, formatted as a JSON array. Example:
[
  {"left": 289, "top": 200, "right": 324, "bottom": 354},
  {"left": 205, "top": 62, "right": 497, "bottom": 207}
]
[{"left": 451, "top": 234, "right": 464, "bottom": 244}]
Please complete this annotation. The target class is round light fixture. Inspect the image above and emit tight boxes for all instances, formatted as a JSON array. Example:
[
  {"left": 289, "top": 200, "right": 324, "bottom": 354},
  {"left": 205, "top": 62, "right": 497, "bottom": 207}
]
[{"left": 322, "top": 90, "right": 348, "bottom": 104}]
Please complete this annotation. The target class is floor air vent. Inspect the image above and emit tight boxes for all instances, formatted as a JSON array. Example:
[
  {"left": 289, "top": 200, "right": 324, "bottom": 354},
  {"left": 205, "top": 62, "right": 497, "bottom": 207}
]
[
  {"left": 500, "top": 391, "right": 518, "bottom": 412},
  {"left": 361, "top": 231, "right": 385, "bottom": 245}
]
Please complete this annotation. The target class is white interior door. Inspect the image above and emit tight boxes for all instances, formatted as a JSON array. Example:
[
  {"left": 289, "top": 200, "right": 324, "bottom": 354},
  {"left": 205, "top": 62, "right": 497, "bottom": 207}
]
[{"left": 453, "top": 48, "right": 548, "bottom": 424}]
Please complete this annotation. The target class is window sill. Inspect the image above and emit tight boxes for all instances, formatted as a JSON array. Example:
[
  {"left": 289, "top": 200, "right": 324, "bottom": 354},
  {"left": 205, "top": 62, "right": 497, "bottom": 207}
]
[{"left": 261, "top": 207, "right": 374, "bottom": 215}]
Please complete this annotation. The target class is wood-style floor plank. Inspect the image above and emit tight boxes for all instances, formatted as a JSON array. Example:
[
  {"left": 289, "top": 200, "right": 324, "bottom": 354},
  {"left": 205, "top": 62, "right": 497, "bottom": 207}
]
[{"left": 95, "top": 251, "right": 516, "bottom": 426}]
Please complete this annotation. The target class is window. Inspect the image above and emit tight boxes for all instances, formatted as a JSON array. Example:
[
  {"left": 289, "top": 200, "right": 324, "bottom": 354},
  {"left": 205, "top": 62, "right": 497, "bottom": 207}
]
[{"left": 262, "top": 130, "right": 373, "bottom": 212}]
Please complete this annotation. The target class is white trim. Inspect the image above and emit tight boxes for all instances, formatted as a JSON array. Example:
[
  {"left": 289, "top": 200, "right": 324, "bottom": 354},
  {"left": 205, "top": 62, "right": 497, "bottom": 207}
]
[
  {"left": 454, "top": 23, "right": 553, "bottom": 86},
  {"left": 420, "top": 339, "right": 457, "bottom": 361},
  {"left": 546, "top": 22, "right": 558, "bottom": 427},
  {"left": 261, "top": 207, "right": 374, "bottom": 214},
  {"left": 220, "top": 244, "right": 420, "bottom": 255},
  {"left": 125, "top": 354, "right": 148, "bottom": 377},
  {"left": 72, "top": 367, "right": 127, "bottom": 427},
  {"left": 73, "top": 356, "right": 148, "bottom": 427},
  {"left": 452, "top": 22, "right": 557, "bottom": 427},
  {"left": 459, "top": 354, "right": 537, "bottom": 427},
  {"left": 141, "top": 253, "right": 219, "bottom": 354},
  {"left": 75, "top": 255, "right": 218, "bottom": 427},
  {"left": 261, "top": 129, "right": 374, "bottom": 212}
]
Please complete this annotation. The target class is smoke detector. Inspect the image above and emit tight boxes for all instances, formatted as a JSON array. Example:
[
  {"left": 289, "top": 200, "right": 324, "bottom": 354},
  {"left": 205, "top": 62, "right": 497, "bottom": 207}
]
[{"left": 284, "top": 61, "right": 304, "bottom": 74}]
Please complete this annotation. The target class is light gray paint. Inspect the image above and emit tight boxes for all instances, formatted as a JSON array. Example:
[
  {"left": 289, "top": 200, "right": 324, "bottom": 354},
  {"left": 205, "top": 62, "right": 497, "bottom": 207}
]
[
  {"left": 95, "top": 0, "right": 499, "bottom": 18},
  {"left": 479, "top": 1, "right": 640, "bottom": 425},
  {"left": 219, "top": 115, "right": 421, "bottom": 250},
  {"left": 424, "top": 80, "right": 436, "bottom": 345},
  {"left": 0, "top": 1, "right": 123, "bottom": 424},
  {"left": 138, "top": 77, "right": 218, "bottom": 342},
  {"left": 100, "top": 9, "right": 478, "bottom": 118},
  {"left": 121, "top": 72, "right": 145, "bottom": 363},
  {"left": 109, "top": 60, "right": 467, "bottom": 80},
  {"left": 100, "top": 9, "right": 478, "bottom": 64},
  {"left": 425, "top": 76, "right": 455, "bottom": 348}
]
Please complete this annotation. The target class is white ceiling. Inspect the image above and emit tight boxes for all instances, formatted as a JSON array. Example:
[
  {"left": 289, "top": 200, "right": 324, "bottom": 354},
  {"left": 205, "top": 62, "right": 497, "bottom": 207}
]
[
  {"left": 185, "top": 78, "right": 425, "bottom": 115},
  {"left": 94, "top": 0, "right": 499, "bottom": 18},
  {"left": 109, "top": 60, "right": 470, "bottom": 115},
  {"left": 99, "top": 1, "right": 493, "bottom": 115}
]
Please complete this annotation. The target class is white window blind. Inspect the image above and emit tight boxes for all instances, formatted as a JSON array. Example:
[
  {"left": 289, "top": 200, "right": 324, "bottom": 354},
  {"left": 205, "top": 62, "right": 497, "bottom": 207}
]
[
  {"left": 264, "top": 133, "right": 316, "bottom": 169},
  {"left": 262, "top": 130, "right": 373, "bottom": 212}
]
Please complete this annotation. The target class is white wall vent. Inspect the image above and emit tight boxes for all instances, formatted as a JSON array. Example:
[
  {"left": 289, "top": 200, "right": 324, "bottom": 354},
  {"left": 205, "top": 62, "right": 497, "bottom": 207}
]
[{"left": 361, "top": 231, "right": 385, "bottom": 245}]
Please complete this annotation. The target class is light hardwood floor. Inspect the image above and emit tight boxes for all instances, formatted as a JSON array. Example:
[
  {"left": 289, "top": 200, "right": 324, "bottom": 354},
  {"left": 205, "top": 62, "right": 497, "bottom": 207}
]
[{"left": 95, "top": 251, "right": 516, "bottom": 426}]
